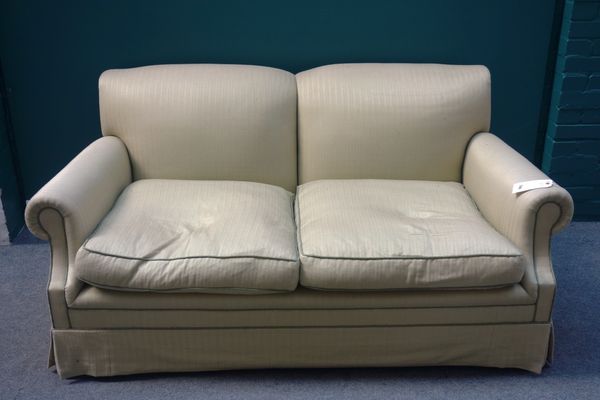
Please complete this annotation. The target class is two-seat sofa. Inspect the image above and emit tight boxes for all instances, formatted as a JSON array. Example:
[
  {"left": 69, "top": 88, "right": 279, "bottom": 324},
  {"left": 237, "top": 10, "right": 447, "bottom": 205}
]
[{"left": 24, "top": 63, "right": 573, "bottom": 378}]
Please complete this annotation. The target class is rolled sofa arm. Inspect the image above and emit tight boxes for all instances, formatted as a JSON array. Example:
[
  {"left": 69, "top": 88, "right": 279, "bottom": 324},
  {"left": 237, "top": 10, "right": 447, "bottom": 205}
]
[
  {"left": 463, "top": 133, "right": 573, "bottom": 321},
  {"left": 26, "top": 136, "right": 131, "bottom": 250},
  {"left": 24, "top": 136, "right": 131, "bottom": 327}
]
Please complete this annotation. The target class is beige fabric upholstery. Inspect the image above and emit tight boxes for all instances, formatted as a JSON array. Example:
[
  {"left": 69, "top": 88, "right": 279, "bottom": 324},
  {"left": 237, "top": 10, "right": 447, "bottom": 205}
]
[
  {"left": 74, "top": 180, "right": 299, "bottom": 293},
  {"left": 37, "top": 208, "right": 70, "bottom": 329},
  {"left": 52, "top": 323, "right": 552, "bottom": 378},
  {"left": 100, "top": 64, "right": 297, "bottom": 192},
  {"left": 71, "top": 283, "right": 534, "bottom": 310},
  {"left": 296, "top": 63, "right": 490, "bottom": 183},
  {"left": 463, "top": 133, "right": 574, "bottom": 321},
  {"left": 68, "top": 306, "right": 535, "bottom": 329},
  {"left": 24, "top": 137, "right": 132, "bottom": 321},
  {"left": 69, "top": 281, "right": 535, "bottom": 327},
  {"left": 24, "top": 64, "right": 569, "bottom": 378},
  {"left": 533, "top": 203, "right": 562, "bottom": 322},
  {"left": 296, "top": 180, "right": 525, "bottom": 290}
]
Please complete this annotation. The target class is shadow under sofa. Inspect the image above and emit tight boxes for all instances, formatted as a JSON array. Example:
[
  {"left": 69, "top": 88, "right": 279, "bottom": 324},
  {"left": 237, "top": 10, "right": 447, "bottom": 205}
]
[{"left": 24, "top": 63, "right": 573, "bottom": 378}]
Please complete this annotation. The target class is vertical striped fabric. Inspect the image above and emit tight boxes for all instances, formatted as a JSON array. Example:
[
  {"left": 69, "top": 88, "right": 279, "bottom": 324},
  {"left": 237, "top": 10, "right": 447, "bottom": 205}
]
[
  {"left": 74, "top": 180, "right": 300, "bottom": 293},
  {"left": 296, "top": 63, "right": 491, "bottom": 183},
  {"left": 100, "top": 64, "right": 298, "bottom": 192},
  {"left": 296, "top": 179, "right": 525, "bottom": 290}
]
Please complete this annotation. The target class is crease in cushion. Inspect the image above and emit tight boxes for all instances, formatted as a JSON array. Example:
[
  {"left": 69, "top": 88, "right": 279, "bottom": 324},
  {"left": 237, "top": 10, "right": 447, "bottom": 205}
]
[
  {"left": 296, "top": 179, "right": 526, "bottom": 290},
  {"left": 74, "top": 180, "right": 300, "bottom": 294}
]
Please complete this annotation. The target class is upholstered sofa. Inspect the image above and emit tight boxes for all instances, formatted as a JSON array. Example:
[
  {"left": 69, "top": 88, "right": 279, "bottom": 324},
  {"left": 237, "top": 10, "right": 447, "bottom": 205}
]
[{"left": 25, "top": 63, "right": 573, "bottom": 378}]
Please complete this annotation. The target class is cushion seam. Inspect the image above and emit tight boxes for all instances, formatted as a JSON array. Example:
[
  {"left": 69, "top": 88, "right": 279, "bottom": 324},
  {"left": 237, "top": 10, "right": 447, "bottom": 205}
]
[
  {"left": 301, "top": 283, "right": 519, "bottom": 291},
  {"left": 79, "top": 247, "right": 299, "bottom": 263},
  {"left": 295, "top": 182, "right": 523, "bottom": 260},
  {"left": 299, "top": 253, "right": 523, "bottom": 261},
  {"left": 77, "top": 278, "right": 295, "bottom": 293},
  {"left": 52, "top": 321, "right": 552, "bottom": 331},
  {"left": 68, "top": 304, "right": 537, "bottom": 311}
]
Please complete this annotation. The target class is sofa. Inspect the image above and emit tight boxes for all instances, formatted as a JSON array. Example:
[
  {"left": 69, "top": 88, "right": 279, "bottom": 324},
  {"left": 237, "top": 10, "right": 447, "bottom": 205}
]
[{"left": 24, "top": 63, "right": 573, "bottom": 378}]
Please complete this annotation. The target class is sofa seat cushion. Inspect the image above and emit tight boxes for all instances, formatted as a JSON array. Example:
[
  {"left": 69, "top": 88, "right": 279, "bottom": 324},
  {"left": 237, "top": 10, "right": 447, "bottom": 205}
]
[
  {"left": 74, "top": 180, "right": 300, "bottom": 293},
  {"left": 296, "top": 180, "right": 525, "bottom": 290}
]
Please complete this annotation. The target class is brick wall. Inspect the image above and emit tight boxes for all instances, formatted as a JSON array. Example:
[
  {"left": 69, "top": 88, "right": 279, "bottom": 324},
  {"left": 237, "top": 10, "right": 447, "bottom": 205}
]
[{"left": 543, "top": 0, "right": 600, "bottom": 218}]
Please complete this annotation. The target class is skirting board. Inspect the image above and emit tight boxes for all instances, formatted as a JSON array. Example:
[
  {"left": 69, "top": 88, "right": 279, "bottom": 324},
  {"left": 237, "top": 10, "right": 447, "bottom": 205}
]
[{"left": 52, "top": 322, "right": 552, "bottom": 378}]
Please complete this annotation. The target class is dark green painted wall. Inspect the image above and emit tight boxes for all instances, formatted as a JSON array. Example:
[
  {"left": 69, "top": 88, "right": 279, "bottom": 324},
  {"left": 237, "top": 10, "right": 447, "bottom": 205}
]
[
  {"left": 543, "top": 0, "right": 600, "bottom": 219},
  {"left": 0, "top": 65, "right": 23, "bottom": 239},
  {"left": 0, "top": 0, "right": 560, "bottom": 201}
]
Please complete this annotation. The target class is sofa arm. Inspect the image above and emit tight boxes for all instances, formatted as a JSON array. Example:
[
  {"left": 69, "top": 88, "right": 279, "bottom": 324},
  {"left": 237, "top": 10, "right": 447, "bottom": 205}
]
[
  {"left": 26, "top": 136, "right": 131, "bottom": 251},
  {"left": 463, "top": 133, "right": 573, "bottom": 321},
  {"left": 24, "top": 136, "right": 131, "bottom": 327}
]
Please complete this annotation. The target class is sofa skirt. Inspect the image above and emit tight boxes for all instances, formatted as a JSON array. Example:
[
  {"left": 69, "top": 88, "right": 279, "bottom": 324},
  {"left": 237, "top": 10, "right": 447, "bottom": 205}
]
[{"left": 52, "top": 323, "right": 552, "bottom": 378}]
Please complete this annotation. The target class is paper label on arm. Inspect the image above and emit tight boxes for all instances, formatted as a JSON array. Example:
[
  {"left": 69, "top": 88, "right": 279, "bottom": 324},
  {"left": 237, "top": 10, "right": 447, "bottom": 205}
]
[{"left": 512, "top": 179, "right": 553, "bottom": 194}]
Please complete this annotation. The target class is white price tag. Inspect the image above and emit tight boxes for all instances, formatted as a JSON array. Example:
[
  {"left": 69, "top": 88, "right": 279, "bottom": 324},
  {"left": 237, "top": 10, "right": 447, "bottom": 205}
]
[{"left": 512, "top": 179, "right": 553, "bottom": 194}]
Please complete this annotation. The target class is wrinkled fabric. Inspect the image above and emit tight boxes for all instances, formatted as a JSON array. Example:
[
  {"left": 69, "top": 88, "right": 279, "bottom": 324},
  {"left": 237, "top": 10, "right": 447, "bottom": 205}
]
[
  {"left": 297, "top": 179, "right": 526, "bottom": 290},
  {"left": 75, "top": 180, "right": 299, "bottom": 293}
]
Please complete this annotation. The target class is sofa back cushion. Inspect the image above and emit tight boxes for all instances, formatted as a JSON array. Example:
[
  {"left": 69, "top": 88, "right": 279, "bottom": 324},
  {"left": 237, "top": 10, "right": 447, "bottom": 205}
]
[
  {"left": 296, "top": 64, "right": 491, "bottom": 183},
  {"left": 99, "top": 64, "right": 297, "bottom": 191}
]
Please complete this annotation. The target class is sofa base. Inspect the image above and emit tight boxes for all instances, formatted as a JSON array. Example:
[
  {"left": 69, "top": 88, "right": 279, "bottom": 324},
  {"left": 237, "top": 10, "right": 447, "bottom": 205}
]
[{"left": 52, "top": 323, "right": 552, "bottom": 378}]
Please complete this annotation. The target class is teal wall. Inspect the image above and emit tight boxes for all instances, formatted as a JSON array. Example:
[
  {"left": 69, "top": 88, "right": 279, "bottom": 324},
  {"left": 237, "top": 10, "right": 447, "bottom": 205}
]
[
  {"left": 543, "top": 0, "right": 600, "bottom": 219},
  {"left": 0, "top": 63, "right": 23, "bottom": 239},
  {"left": 0, "top": 1, "right": 561, "bottom": 204}
]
